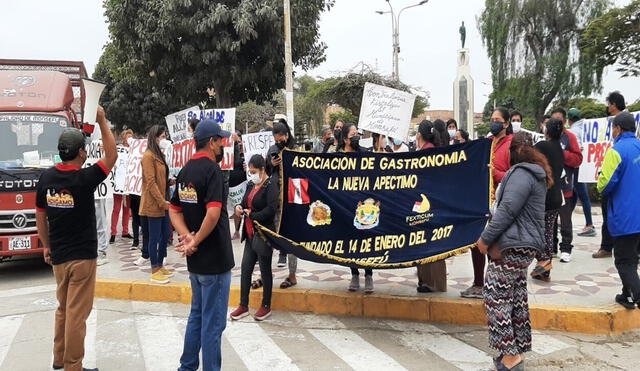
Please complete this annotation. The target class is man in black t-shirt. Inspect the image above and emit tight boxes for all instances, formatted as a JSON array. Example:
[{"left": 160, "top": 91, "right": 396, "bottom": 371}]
[
  {"left": 169, "top": 119, "right": 234, "bottom": 371},
  {"left": 35, "top": 107, "right": 116, "bottom": 371}
]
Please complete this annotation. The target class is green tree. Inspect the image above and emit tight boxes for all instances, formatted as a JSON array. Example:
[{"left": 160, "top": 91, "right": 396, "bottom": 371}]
[
  {"left": 628, "top": 100, "right": 640, "bottom": 112},
  {"left": 581, "top": 0, "right": 640, "bottom": 78},
  {"left": 479, "top": 0, "right": 609, "bottom": 122},
  {"left": 553, "top": 97, "right": 607, "bottom": 119},
  {"left": 103, "top": 0, "right": 333, "bottom": 109}
]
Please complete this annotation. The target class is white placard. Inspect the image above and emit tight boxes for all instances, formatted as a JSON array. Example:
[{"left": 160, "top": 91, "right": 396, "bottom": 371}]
[
  {"left": 242, "top": 132, "right": 275, "bottom": 175},
  {"left": 113, "top": 145, "right": 129, "bottom": 194},
  {"left": 227, "top": 181, "right": 247, "bottom": 215},
  {"left": 184, "top": 108, "right": 236, "bottom": 170},
  {"left": 358, "top": 82, "right": 416, "bottom": 139},
  {"left": 578, "top": 111, "right": 640, "bottom": 183},
  {"left": 84, "top": 140, "right": 114, "bottom": 200},
  {"left": 165, "top": 106, "right": 199, "bottom": 143},
  {"left": 124, "top": 139, "right": 147, "bottom": 196}
]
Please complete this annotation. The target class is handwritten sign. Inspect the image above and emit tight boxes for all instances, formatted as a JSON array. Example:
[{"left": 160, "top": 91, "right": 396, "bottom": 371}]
[
  {"left": 165, "top": 106, "right": 199, "bottom": 143},
  {"left": 124, "top": 139, "right": 147, "bottom": 196},
  {"left": 113, "top": 145, "right": 129, "bottom": 194},
  {"left": 185, "top": 108, "right": 236, "bottom": 170},
  {"left": 227, "top": 181, "right": 247, "bottom": 215},
  {"left": 242, "top": 132, "right": 275, "bottom": 176},
  {"left": 84, "top": 140, "right": 115, "bottom": 200},
  {"left": 358, "top": 82, "right": 416, "bottom": 139},
  {"left": 578, "top": 111, "right": 640, "bottom": 183}
]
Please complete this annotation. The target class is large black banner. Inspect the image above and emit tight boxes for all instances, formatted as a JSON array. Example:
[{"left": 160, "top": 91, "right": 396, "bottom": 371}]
[{"left": 257, "top": 139, "right": 493, "bottom": 269}]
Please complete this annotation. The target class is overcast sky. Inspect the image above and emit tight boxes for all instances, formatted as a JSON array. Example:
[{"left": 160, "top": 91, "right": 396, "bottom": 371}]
[{"left": 2, "top": 0, "right": 637, "bottom": 113}]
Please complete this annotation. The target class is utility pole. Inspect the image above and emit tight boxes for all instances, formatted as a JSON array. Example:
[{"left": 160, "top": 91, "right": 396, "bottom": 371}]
[
  {"left": 377, "top": 0, "right": 429, "bottom": 81},
  {"left": 283, "top": 0, "right": 295, "bottom": 135}
]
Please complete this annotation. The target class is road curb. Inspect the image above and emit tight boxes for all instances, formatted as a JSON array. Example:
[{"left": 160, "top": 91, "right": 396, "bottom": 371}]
[{"left": 94, "top": 279, "right": 640, "bottom": 334}]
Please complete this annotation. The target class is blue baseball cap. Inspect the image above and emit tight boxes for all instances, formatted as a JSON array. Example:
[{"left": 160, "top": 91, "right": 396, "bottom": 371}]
[{"left": 194, "top": 119, "right": 231, "bottom": 142}]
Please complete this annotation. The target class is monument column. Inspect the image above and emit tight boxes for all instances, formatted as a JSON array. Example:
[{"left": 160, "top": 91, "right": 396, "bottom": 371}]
[{"left": 453, "top": 22, "right": 474, "bottom": 136}]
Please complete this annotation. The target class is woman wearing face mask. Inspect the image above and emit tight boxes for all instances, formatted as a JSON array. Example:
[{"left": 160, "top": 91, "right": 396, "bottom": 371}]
[
  {"left": 338, "top": 123, "right": 374, "bottom": 292},
  {"left": 140, "top": 125, "right": 173, "bottom": 284},
  {"left": 389, "top": 137, "right": 409, "bottom": 152},
  {"left": 414, "top": 120, "right": 449, "bottom": 293},
  {"left": 461, "top": 108, "right": 513, "bottom": 299},
  {"left": 323, "top": 120, "right": 345, "bottom": 153},
  {"left": 230, "top": 154, "right": 278, "bottom": 321},
  {"left": 265, "top": 120, "right": 299, "bottom": 283},
  {"left": 447, "top": 119, "right": 458, "bottom": 145},
  {"left": 476, "top": 138, "right": 550, "bottom": 371}
]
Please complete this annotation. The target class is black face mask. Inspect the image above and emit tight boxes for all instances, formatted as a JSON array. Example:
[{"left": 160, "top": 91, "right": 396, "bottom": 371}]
[
  {"left": 334, "top": 129, "right": 342, "bottom": 140},
  {"left": 276, "top": 141, "right": 286, "bottom": 150},
  {"left": 350, "top": 135, "right": 360, "bottom": 149}
]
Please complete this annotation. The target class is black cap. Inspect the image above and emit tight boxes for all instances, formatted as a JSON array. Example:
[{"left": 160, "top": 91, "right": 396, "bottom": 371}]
[
  {"left": 58, "top": 128, "right": 86, "bottom": 158},
  {"left": 613, "top": 112, "right": 636, "bottom": 132}
]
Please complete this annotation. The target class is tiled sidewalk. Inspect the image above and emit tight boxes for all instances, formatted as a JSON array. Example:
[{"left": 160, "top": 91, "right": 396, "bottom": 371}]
[{"left": 99, "top": 208, "right": 627, "bottom": 308}]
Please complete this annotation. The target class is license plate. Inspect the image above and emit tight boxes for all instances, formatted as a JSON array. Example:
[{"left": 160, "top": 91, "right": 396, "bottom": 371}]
[{"left": 9, "top": 237, "right": 31, "bottom": 251}]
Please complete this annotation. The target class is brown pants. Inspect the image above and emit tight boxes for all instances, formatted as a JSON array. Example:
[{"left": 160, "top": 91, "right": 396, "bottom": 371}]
[
  {"left": 52, "top": 259, "right": 97, "bottom": 371},
  {"left": 417, "top": 260, "right": 447, "bottom": 292}
]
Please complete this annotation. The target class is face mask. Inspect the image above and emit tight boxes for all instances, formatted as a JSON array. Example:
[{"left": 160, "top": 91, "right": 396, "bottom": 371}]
[
  {"left": 448, "top": 129, "right": 456, "bottom": 138},
  {"left": 248, "top": 172, "right": 261, "bottom": 184},
  {"left": 350, "top": 135, "right": 360, "bottom": 148},
  {"left": 159, "top": 138, "right": 171, "bottom": 151},
  {"left": 511, "top": 121, "right": 522, "bottom": 133},
  {"left": 334, "top": 129, "right": 342, "bottom": 140},
  {"left": 393, "top": 138, "right": 403, "bottom": 146},
  {"left": 276, "top": 141, "right": 286, "bottom": 150},
  {"left": 490, "top": 122, "right": 504, "bottom": 136}
]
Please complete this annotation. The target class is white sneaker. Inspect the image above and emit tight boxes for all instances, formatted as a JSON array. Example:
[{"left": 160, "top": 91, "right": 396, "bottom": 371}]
[
  {"left": 560, "top": 252, "right": 572, "bottom": 263},
  {"left": 134, "top": 256, "right": 149, "bottom": 266},
  {"left": 97, "top": 252, "right": 108, "bottom": 266}
]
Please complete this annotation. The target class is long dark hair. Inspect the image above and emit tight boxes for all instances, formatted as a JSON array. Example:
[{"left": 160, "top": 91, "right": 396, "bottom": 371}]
[
  {"left": 433, "top": 119, "right": 450, "bottom": 147},
  {"left": 272, "top": 119, "right": 296, "bottom": 149},
  {"left": 511, "top": 134, "right": 554, "bottom": 189},
  {"left": 146, "top": 125, "right": 169, "bottom": 170},
  {"left": 418, "top": 120, "right": 446, "bottom": 148}
]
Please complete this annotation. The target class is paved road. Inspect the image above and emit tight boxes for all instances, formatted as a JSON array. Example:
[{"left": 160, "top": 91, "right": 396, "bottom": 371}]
[{"left": 1, "top": 284, "right": 639, "bottom": 371}]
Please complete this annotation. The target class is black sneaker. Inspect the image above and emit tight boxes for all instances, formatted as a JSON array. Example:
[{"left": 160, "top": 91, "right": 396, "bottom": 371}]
[
  {"left": 109, "top": 235, "right": 115, "bottom": 244},
  {"left": 277, "top": 254, "right": 287, "bottom": 268},
  {"left": 615, "top": 294, "right": 636, "bottom": 309}
]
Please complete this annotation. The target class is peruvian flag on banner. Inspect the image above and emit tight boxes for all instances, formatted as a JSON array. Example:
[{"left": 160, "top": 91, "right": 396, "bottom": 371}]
[{"left": 288, "top": 178, "right": 310, "bottom": 204}]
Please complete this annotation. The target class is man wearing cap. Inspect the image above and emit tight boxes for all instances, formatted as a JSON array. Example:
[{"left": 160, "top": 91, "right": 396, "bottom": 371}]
[
  {"left": 169, "top": 119, "right": 235, "bottom": 371},
  {"left": 35, "top": 107, "right": 116, "bottom": 371},
  {"left": 567, "top": 108, "right": 597, "bottom": 238},
  {"left": 598, "top": 112, "right": 640, "bottom": 309}
]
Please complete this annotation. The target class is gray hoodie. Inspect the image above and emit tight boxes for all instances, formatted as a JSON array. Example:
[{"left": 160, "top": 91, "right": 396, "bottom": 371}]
[{"left": 480, "top": 163, "right": 547, "bottom": 253}]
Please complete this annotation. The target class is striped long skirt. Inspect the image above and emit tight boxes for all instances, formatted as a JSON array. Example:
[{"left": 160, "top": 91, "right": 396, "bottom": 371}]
[{"left": 483, "top": 248, "right": 535, "bottom": 355}]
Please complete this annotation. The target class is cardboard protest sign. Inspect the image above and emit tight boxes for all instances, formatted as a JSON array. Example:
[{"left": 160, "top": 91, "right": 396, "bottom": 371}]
[
  {"left": 113, "top": 145, "right": 129, "bottom": 194},
  {"left": 165, "top": 106, "right": 199, "bottom": 143},
  {"left": 185, "top": 108, "right": 236, "bottom": 170},
  {"left": 84, "top": 140, "right": 115, "bottom": 200},
  {"left": 242, "top": 132, "right": 275, "bottom": 175},
  {"left": 227, "top": 181, "right": 247, "bottom": 215},
  {"left": 578, "top": 111, "right": 640, "bottom": 183},
  {"left": 124, "top": 139, "right": 147, "bottom": 196},
  {"left": 358, "top": 82, "right": 416, "bottom": 139}
]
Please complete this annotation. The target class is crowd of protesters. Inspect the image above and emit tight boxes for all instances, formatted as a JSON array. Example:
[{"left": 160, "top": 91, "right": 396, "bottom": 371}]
[{"left": 35, "top": 89, "right": 639, "bottom": 370}]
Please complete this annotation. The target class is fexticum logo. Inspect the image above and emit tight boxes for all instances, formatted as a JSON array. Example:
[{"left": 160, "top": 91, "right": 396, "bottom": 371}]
[{"left": 406, "top": 194, "right": 434, "bottom": 226}]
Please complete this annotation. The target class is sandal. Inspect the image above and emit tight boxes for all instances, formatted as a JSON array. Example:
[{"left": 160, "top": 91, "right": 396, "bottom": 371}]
[
  {"left": 280, "top": 277, "right": 297, "bottom": 289},
  {"left": 251, "top": 278, "right": 263, "bottom": 289},
  {"left": 531, "top": 261, "right": 552, "bottom": 282}
]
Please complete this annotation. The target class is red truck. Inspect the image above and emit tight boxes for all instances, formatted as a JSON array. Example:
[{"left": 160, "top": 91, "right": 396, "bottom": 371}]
[{"left": 0, "top": 60, "right": 87, "bottom": 262}]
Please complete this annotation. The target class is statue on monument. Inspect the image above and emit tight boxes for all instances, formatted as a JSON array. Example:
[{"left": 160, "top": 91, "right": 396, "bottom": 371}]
[{"left": 459, "top": 21, "right": 466, "bottom": 49}]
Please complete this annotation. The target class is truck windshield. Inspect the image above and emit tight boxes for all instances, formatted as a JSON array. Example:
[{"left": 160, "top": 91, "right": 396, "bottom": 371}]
[{"left": 0, "top": 113, "right": 70, "bottom": 169}]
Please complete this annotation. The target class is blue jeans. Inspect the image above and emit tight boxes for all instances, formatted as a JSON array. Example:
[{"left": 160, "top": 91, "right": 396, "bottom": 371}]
[
  {"left": 179, "top": 271, "right": 232, "bottom": 371},
  {"left": 146, "top": 213, "right": 169, "bottom": 268},
  {"left": 572, "top": 182, "right": 593, "bottom": 226}
]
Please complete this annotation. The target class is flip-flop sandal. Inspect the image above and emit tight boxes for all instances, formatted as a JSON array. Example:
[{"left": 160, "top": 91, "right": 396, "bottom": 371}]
[
  {"left": 251, "top": 278, "right": 263, "bottom": 289},
  {"left": 280, "top": 277, "right": 297, "bottom": 289}
]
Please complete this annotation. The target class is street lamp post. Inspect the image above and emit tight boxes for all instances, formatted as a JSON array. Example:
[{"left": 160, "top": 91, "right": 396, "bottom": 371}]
[{"left": 377, "top": 0, "right": 429, "bottom": 81}]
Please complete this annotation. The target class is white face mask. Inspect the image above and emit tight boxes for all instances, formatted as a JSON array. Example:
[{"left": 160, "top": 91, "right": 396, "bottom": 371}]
[
  {"left": 159, "top": 138, "right": 171, "bottom": 151},
  {"left": 248, "top": 172, "right": 261, "bottom": 184},
  {"left": 448, "top": 129, "right": 456, "bottom": 138},
  {"left": 511, "top": 122, "right": 522, "bottom": 133}
]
